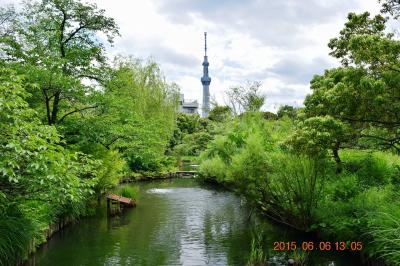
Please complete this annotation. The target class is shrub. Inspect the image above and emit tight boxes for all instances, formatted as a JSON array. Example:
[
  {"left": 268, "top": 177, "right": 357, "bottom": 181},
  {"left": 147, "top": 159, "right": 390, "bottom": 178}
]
[
  {"left": 229, "top": 133, "right": 270, "bottom": 202},
  {"left": 328, "top": 173, "right": 359, "bottom": 201},
  {"left": 198, "top": 156, "right": 227, "bottom": 183},
  {"left": 201, "top": 135, "right": 238, "bottom": 164}
]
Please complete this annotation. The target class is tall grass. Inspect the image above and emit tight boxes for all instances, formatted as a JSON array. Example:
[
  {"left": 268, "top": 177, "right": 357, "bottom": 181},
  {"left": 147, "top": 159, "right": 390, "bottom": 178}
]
[
  {"left": 117, "top": 186, "right": 139, "bottom": 200},
  {"left": 290, "top": 249, "right": 308, "bottom": 266},
  {"left": 0, "top": 207, "right": 33, "bottom": 265},
  {"left": 264, "top": 153, "right": 325, "bottom": 230},
  {"left": 368, "top": 212, "right": 400, "bottom": 265}
]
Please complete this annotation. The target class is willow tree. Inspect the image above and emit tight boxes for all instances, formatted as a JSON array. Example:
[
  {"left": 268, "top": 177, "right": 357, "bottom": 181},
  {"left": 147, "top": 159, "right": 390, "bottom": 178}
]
[
  {"left": 64, "top": 57, "right": 179, "bottom": 173},
  {"left": 104, "top": 59, "right": 178, "bottom": 172},
  {"left": 0, "top": 0, "right": 119, "bottom": 125}
]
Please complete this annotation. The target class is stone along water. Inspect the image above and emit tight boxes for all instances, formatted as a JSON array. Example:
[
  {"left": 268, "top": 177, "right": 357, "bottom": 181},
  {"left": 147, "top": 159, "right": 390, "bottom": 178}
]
[{"left": 28, "top": 179, "right": 361, "bottom": 266}]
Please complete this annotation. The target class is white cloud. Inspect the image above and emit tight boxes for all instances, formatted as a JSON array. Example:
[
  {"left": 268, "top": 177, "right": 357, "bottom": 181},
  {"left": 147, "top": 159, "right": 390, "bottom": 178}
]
[{"left": 2, "top": 0, "right": 383, "bottom": 112}]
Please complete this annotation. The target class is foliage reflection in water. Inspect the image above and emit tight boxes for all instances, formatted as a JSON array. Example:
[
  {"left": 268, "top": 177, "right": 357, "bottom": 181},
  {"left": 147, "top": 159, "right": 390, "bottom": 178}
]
[{"left": 27, "top": 179, "right": 360, "bottom": 266}]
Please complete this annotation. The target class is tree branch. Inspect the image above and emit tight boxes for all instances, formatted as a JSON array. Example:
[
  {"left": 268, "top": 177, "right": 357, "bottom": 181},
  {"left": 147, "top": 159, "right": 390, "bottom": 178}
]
[
  {"left": 338, "top": 115, "right": 400, "bottom": 127},
  {"left": 58, "top": 105, "right": 98, "bottom": 123},
  {"left": 63, "top": 24, "right": 86, "bottom": 45}
]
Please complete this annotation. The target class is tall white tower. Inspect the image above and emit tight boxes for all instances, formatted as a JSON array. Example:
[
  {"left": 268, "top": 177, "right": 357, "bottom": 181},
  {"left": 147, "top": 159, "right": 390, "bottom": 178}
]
[{"left": 201, "top": 32, "right": 211, "bottom": 118}]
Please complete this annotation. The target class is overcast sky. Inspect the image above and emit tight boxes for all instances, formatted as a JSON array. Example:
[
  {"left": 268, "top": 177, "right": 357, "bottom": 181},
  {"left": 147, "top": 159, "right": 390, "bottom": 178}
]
[{"left": 2, "top": 0, "right": 383, "bottom": 112}]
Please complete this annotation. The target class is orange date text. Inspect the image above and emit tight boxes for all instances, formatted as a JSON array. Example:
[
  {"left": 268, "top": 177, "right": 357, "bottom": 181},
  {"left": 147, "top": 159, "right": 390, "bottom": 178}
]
[{"left": 272, "top": 241, "right": 363, "bottom": 251}]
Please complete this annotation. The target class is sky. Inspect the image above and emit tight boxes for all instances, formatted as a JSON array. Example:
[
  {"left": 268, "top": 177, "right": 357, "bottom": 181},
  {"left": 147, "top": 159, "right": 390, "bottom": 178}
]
[{"left": 1, "top": 0, "right": 383, "bottom": 112}]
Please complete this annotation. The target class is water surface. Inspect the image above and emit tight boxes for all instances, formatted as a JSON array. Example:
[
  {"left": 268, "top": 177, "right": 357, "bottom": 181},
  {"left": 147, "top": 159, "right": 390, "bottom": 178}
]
[{"left": 28, "top": 179, "right": 361, "bottom": 266}]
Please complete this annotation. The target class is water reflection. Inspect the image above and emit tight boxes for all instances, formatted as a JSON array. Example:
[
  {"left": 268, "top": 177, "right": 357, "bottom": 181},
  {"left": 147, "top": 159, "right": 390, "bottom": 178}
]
[{"left": 27, "top": 179, "right": 360, "bottom": 266}]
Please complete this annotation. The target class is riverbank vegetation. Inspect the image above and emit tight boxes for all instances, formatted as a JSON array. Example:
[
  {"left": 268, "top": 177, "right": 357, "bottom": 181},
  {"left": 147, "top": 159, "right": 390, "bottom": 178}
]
[
  {"left": 0, "top": 0, "right": 178, "bottom": 264},
  {"left": 198, "top": 2, "right": 400, "bottom": 265}
]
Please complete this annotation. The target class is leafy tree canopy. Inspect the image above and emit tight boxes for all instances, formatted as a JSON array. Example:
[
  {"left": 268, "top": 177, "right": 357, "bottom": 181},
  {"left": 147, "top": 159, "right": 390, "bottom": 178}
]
[
  {"left": 297, "top": 12, "right": 400, "bottom": 157},
  {"left": 0, "top": 0, "right": 119, "bottom": 124}
]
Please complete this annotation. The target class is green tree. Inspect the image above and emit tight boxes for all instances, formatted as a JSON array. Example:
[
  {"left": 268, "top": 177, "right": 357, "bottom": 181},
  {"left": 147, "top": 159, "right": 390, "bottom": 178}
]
[
  {"left": 277, "top": 105, "right": 298, "bottom": 119},
  {"left": 101, "top": 58, "right": 178, "bottom": 173},
  {"left": 289, "top": 116, "right": 355, "bottom": 173},
  {"left": 380, "top": 0, "right": 400, "bottom": 17},
  {"left": 0, "top": 68, "right": 99, "bottom": 264},
  {"left": 0, "top": 68, "right": 96, "bottom": 204},
  {"left": 262, "top": 111, "right": 278, "bottom": 120},
  {"left": 0, "top": 0, "right": 119, "bottom": 125},
  {"left": 301, "top": 12, "right": 400, "bottom": 155},
  {"left": 226, "top": 81, "right": 265, "bottom": 115}
]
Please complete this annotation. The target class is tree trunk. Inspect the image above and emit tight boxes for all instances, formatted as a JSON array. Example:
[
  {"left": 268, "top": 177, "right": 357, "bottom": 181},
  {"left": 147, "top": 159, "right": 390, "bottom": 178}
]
[
  {"left": 332, "top": 144, "right": 342, "bottom": 174},
  {"left": 50, "top": 91, "right": 61, "bottom": 125},
  {"left": 43, "top": 89, "right": 52, "bottom": 125}
]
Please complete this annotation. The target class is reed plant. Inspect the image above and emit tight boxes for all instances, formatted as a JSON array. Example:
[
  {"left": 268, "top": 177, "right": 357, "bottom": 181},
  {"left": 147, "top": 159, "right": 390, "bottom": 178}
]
[{"left": 246, "top": 229, "right": 267, "bottom": 266}]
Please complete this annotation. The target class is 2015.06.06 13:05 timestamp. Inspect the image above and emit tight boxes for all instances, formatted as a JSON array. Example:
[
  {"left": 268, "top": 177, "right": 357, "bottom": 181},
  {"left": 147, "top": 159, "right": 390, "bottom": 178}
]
[{"left": 273, "top": 241, "right": 363, "bottom": 251}]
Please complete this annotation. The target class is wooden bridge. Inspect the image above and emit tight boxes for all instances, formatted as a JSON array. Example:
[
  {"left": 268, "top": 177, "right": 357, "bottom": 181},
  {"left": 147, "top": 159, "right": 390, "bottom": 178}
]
[
  {"left": 106, "top": 194, "right": 135, "bottom": 206},
  {"left": 106, "top": 194, "right": 136, "bottom": 216}
]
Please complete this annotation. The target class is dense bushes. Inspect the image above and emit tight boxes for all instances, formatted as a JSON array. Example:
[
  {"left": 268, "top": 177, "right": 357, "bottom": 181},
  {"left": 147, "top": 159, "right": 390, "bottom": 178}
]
[
  {"left": 229, "top": 133, "right": 270, "bottom": 201},
  {"left": 170, "top": 113, "right": 214, "bottom": 158},
  {"left": 341, "top": 150, "right": 400, "bottom": 187},
  {"left": 199, "top": 116, "right": 325, "bottom": 230},
  {"left": 312, "top": 150, "right": 400, "bottom": 264},
  {"left": 198, "top": 113, "right": 400, "bottom": 265}
]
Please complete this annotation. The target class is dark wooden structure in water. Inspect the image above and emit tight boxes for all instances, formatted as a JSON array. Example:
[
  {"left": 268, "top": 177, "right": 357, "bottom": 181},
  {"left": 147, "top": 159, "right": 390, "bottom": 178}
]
[
  {"left": 106, "top": 194, "right": 136, "bottom": 216},
  {"left": 175, "top": 171, "right": 197, "bottom": 178}
]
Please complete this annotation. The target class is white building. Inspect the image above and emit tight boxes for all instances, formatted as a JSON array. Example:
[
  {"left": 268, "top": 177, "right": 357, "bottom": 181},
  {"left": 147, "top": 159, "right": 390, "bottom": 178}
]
[{"left": 179, "top": 94, "right": 199, "bottom": 114}]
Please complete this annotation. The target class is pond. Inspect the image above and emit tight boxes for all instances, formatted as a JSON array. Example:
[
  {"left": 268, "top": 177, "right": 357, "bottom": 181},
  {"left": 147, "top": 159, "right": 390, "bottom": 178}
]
[{"left": 27, "top": 179, "right": 361, "bottom": 266}]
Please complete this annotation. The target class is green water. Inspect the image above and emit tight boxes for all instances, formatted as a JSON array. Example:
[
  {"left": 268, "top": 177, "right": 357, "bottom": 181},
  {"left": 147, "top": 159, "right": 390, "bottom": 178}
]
[{"left": 27, "top": 179, "right": 361, "bottom": 266}]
